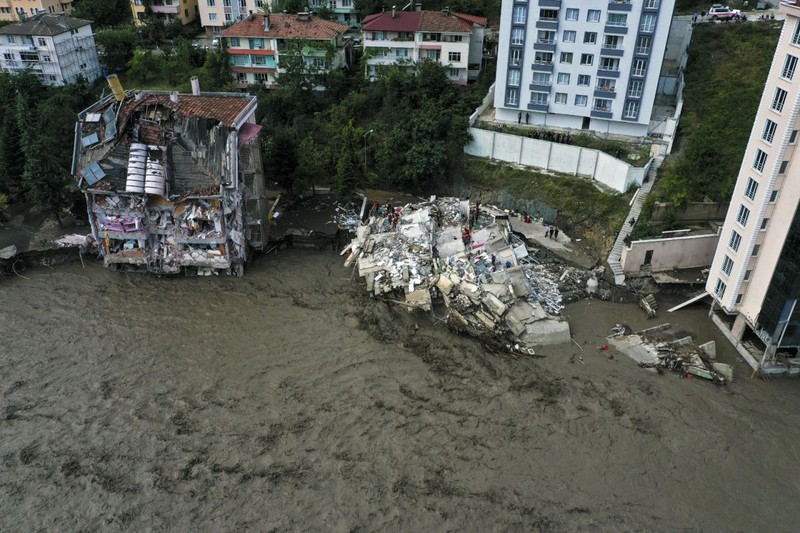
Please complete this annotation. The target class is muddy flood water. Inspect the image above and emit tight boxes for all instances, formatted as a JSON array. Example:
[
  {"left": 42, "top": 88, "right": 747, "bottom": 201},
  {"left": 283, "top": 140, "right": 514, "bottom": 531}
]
[{"left": 2, "top": 250, "right": 800, "bottom": 531}]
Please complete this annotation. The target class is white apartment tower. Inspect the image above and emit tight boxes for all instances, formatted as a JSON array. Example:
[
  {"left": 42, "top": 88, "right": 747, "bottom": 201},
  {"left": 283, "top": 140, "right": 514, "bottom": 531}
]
[
  {"left": 707, "top": 1, "right": 800, "bottom": 371},
  {"left": 494, "top": 0, "right": 675, "bottom": 137}
]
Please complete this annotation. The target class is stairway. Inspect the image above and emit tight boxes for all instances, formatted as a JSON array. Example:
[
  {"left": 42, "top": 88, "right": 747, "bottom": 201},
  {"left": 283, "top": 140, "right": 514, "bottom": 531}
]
[{"left": 607, "top": 152, "right": 664, "bottom": 286}]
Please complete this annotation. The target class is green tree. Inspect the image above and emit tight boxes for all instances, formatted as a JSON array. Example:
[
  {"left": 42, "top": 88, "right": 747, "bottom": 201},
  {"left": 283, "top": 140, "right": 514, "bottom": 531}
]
[
  {"left": 127, "top": 49, "right": 164, "bottom": 83},
  {"left": 333, "top": 121, "right": 361, "bottom": 199},
  {"left": 73, "top": 0, "right": 132, "bottom": 27},
  {"left": 95, "top": 26, "right": 139, "bottom": 72},
  {"left": 262, "top": 127, "right": 299, "bottom": 193},
  {"left": 200, "top": 48, "right": 234, "bottom": 91}
]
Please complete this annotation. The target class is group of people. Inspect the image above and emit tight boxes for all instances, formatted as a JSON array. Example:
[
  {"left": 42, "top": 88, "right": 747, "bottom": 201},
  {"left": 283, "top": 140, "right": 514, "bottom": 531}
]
[
  {"left": 517, "top": 112, "right": 530, "bottom": 125},
  {"left": 545, "top": 225, "right": 559, "bottom": 240},
  {"left": 527, "top": 129, "right": 572, "bottom": 144}
]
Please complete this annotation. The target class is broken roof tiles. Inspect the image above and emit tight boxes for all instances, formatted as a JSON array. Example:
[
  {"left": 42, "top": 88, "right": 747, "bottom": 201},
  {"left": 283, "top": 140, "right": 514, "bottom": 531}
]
[
  {"left": 222, "top": 13, "right": 348, "bottom": 40},
  {"left": 117, "top": 93, "right": 255, "bottom": 129}
]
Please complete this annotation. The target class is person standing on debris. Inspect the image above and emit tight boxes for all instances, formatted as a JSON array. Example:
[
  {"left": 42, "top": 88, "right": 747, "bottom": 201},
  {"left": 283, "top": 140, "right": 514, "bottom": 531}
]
[
  {"left": 629, "top": 216, "right": 636, "bottom": 226},
  {"left": 491, "top": 254, "right": 497, "bottom": 272},
  {"left": 386, "top": 202, "right": 393, "bottom": 218},
  {"left": 554, "top": 227, "right": 559, "bottom": 240},
  {"left": 463, "top": 227, "right": 471, "bottom": 246},
  {"left": 432, "top": 244, "right": 439, "bottom": 259},
  {"left": 392, "top": 212, "right": 399, "bottom": 230}
]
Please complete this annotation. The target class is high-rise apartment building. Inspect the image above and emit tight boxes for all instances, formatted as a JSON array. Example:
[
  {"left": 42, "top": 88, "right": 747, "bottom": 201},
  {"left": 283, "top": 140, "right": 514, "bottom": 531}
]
[
  {"left": 130, "top": 0, "right": 198, "bottom": 26},
  {"left": 199, "top": 0, "right": 268, "bottom": 35},
  {"left": 0, "top": 0, "right": 73, "bottom": 22},
  {"left": 707, "top": 1, "right": 800, "bottom": 371},
  {"left": 494, "top": 0, "right": 674, "bottom": 137}
]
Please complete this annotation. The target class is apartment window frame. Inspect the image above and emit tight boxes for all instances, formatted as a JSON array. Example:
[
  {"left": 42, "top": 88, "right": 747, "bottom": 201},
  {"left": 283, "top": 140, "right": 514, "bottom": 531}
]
[
  {"left": 565, "top": 8, "right": 579, "bottom": 21},
  {"left": 530, "top": 91, "right": 549, "bottom": 106},
  {"left": 506, "top": 88, "right": 519, "bottom": 106},
  {"left": 511, "top": 28, "right": 524, "bottom": 46},
  {"left": 557, "top": 72, "right": 570, "bottom": 85},
  {"left": 628, "top": 80, "right": 643, "bottom": 98},
  {"left": 752, "top": 244, "right": 761, "bottom": 257},
  {"left": 736, "top": 205, "right": 750, "bottom": 227},
  {"left": 632, "top": 58, "right": 647, "bottom": 77},
  {"left": 577, "top": 74, "right": 590, "bottom": 87},
  {"left": 722, "top": 255, "right": 734, "bottom": 276},
  {"left": 624, "top": 101, "right": 639, "bottom": 119},
  {"left": 780, "top": 160, "right": 789, "bottom": 174},
  {"left": 744, "top": 269, "right": 752, "bottom": 281},
  {"left": 753, "top": 149, "right": 767, "bottom": 173},
  {"left": 729, "top": 230, "right": 742, "bottom": 252},
  {"left": 790, "top": 130, "right": 798, "bottom": 144},
  {"left": 793, "top": 20, "right": 800, "bottom": 46},
  {"left": 770, "top": 190, "right": 778, "bottom": 203},
  {"left": 587, "top": 9, "right": 601, "bottom": 23},
  {"left": 507, "top": 68, "right": 521, "bottom": 87},
  {"left": 554, "top": 92, "right": 568, "bottom": 104},
  {"left": 513, "top": 6, "right": 527, "bottom": 24},
  {"left": 762, "top": 119, "right": 778, "bottom": 143},
  {"left": 560, "top": 52, "right": 573, "bottom": 64},
  {"left": 584, "top": 32, "right": 597, "bottom": 44},
  {"left": 510, "top": 48, "right": 522, "bottom": 66},
  {"left": 607, "top": 13, "right": 627, "bottom": 27},
  {"left": 715, "top": 279, "right": 727, "bottom": 298},
  {"left": 761, "top": 218, "right": 770, "bottom": 230},
  {"left": 531, "top": 72, "right": 551, "bottom": 86},
  {"left": 448, "top": 51, "right": 461, "bottom": 62},
  {"left": 563, "top": 30, "right": 576, "bottom": 43},
  {"left": 640, "top": 14, "right": 656, "bottom": 33},
  {"left": 575, "top": 95, "right": 588, "bottom": 107},
  {"left": 772, "top": 87, "right": 788, "bottom": 112},
  {"left": 744, "top": 177, "right": 758, "bottom": 200},
  {"left": 580, "top": 53, "right": 594, "bottom": 66},
  {"left": 781, "top": 54, "right": 798, "bottom": 80}
]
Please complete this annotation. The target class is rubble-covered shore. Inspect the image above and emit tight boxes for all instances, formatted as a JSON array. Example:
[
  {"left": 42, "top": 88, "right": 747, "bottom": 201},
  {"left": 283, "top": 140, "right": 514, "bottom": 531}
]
[{"left": 340, "top": 197, "right": 595, "bottom": 351}]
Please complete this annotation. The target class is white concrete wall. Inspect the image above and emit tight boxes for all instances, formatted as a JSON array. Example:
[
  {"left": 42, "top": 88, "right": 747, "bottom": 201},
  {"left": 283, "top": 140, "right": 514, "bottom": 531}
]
[
  {"left": 465, "top": 127, "right": 646, "bottom": 192},
  {"left": 620, "top": 233, "right": 720, "bottom": 274}
]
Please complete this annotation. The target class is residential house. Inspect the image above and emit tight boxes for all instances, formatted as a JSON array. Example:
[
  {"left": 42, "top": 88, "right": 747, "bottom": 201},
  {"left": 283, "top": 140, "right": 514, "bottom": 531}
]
[
  {"left": 130, "top": 0, "right": 199, "bottom": 26},
  {"left": 0, "top": 14, "right": 101, "bottom": 86},
  {"left": 71, "top": 77, "right": 270, "bottom": 276},
  {"left": 361, "top": 7, "right": 486, "bottom": 85},
  {"left": 494, "top": 0, "right": 675, "bottom": 136},
  {"left": 0, "top": 0, "right": 73, "bottom": 22},
  {"left": 706, "top": 0, "right": 800, "bottom": 373},
  {"left": 221, "top": 12, "right": 351, "bottom": 89},
  {"left": 197, "top": 0, "right": 268, "bottom": 36},
  {"left": 310, "top": 0, "right": 358, "bottom": 28}
]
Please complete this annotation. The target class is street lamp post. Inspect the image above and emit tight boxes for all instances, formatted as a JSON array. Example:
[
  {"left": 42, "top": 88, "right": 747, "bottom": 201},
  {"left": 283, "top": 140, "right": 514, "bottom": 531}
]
[{"left": 364, "top": 130, "right": 375, "bottom": 191}]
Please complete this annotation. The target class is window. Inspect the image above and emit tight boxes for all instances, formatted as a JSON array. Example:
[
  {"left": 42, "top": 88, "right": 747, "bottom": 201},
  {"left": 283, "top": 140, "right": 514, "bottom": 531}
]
[
  {"left": 645, "top": 0, "right": 660, "bottom": 7},
  {"left": 772, "top": 88, "right": 787, "bottom": 112},
  {"left": 729, "top": 231, "right": 742, "bottom": 251},
  {"left": 780, "top": 160, "right": 789, "bottom": 174},
  {"left": 632, "top": 59, "right": 647, "bottom": 77},
  {"left": 513, "top": 6, "right": 526, "bottom": 24},
  {"left": 587, "top": 9, "right": 601, "bottom": 22},
  {"left": 531, "top": 72, "right": 551, "bottom": 86},
  {"left": 6, "top": 36, "right": 14, "bottom": 44},
  {"left": 580, "top": 54, "right": 593, "bottom": 66},
  {"left": 791, "top": 130, "right": 798, "bottom": 144},
  {"left": 257, "top": 72, "right": 268, "bottom": 82},
  {"left": 37, "top": 38, "right": 46, "bottom": 46},
  {"left": 229, "top": 37, "right": 240, "bottom": 47},
  {"left": 600, "top": 57, "right": 620, "bottom": 71},
  {"left": 575, "top": 95, "right": 588, "bottom": 107},
  {"left": 250, "top": 38, "right": 264, "bottom": 49},
  {"left": 449, "top": 68, "right": 459, "bottom": 77},
  {"left": 209, "top": 12, "right": 217, "bottom": 20},
  {"left": 744, "top": 269, "right": 752, "bottom": 281},
  {"left": 794, "top": 20, "right": 800, "bottom": 45},
  {"left": 603, "top": 35, "right": 622, "bottom": 49},
  {"left": 722, "top": 255, "right": 734, "bottom": 276},
  {"left": 753, "top": 149, "right": 767, "bottom": 172},
  {"left": 607, "top": 14, "right": 627, "bottom": 27},
  {"left": 761, "top": 218, "right": 770, "bottom": 230},
  {"left": 737, "top": 205, "right": 750, "bottom": 227},
  {"left": 715, "top": 279, "right": 727, "bottom": 298},
  {"left": 537, "top": 30, "right": 555, "bottom": 44},
  {"left": 530, "top": 92, "right": 548, "bottom": 106},
  {"left": 510, "top": 49, "right": 521, "bottom": 66},
  {"left": 563, "top": 30, "right": 576, "bottom": 43},
  {"left": 396, "top": 48, "right": 410, "bottom": 58},
  {"left": 534, "top": 51, "right": 553, "bottom": 64},
  {"left": 511, "top": 28, "right": 524, "bottom": 45},
  {"left": 507, "top": 69, "right": 520, "bottom": 87},
  {"left": 640, "top": 14, "right": 656, "bottom": 32},
  {"left": 41, "top": 54, "right": 50, "bottom": 62},
  {"left": 2, "top": 52, "right": 12, "bottom": 60},
  {"left": 441, "top": 35, "right": 463, "bottom": 42},
  {"left": 539, "top": 9, "right": 558, "bottom": 21},
  {"left": 624, "top": 101, "right": 639, "bottom": 118},
  {"left": 557, "top": 73, "right": 570, "bottom": 85},
  {"left": 239, "top": 0, "right": 246, "bottom": 7},
  {"left": 584, "top": 32, "right": 597, "bottom": 44},
  {"left": 744, "top": 177, "right": 758, "bottom": 200},
  {"left": 636, "top": 36, "right": 651, "bottom": 54},
  {"left": 782, "top": 54, "right": 798, "bottom": 80},
  {"left": 736, "top": 294, "right": 743, "bottom": 305},
  {"left": 752, "top": 245, "right": 760, "bottom": 256},
  {"left": 770, "top": 190, "right": 779, "bottom": 202},
  {"left": 593, "top": 98, "right": 611, "bottom": 112},
  {"left": 256, "top": 0, "right": 263, "bottom": 5},
  {"left": 597, "top": 78, "right": 615, "bottom": 91},
  {"left": 555, "top": 92, "right": 567, "bottom": 104},
  {"left": 448, "top": 51, "right": 461, "bottom": 62},
  {"left": 506, "top": 88, "right": 519, "bottom": 106},
  {"left": 225, "top": 14, "right": 233, "bottom": 22},
  {"left": 565, "top": 8, "right": 579, "bottom": 21},
  {"left": 223, "top": 0, "right": 230, "bottom": 5},
  {"left": 577, "top": 74, "right": 590, "bottom": 86},
  {"left": 762, "top": 119, "right": 778, "bottom": 143},
  {"left": 560, "top": 52, "right": 573, "bottom": 64},
  {"left": 628, "top": 80, "right": 643, "bottom": 97}
]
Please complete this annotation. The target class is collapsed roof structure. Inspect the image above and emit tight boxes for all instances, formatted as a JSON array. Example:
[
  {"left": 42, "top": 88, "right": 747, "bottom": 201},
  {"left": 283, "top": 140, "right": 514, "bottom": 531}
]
[
  {"left": 343, "top": 198, "right": 572, "bottom": 348},
  {"left": 71, "top": 76, "right": 270, "bottom": 275}
]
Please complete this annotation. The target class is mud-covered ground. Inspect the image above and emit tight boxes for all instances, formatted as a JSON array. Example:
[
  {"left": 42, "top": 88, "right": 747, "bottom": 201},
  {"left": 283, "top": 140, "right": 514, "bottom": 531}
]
[{"left": 2, "top": 251, "right": 800, "bottom": 531}]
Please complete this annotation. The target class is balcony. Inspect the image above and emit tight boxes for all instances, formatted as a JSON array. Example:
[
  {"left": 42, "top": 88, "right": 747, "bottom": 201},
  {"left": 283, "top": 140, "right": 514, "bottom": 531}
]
[
  {"left": 533, "top": 41, "right": 556, "bottom": 51},
  {"left": 608, "top": 1, "right": 633, "bottom": 11},
  {"left": 531, "top": 59, "right": 553, "bottom": 72},
  {"left": 539, "top": 0, "right": 561, "bottom": 6},
  {"left": 635, "top": 46, "right": 651, "bottom": 55},
  {"left": 594, "top": 85, "right": 616, "bottom": 97},
  {"left": 527, "top": 102, "right": 548, "bottom": 111},
  {"left": 597, "top": 67, "right": 620, "bottom": 78},
  {"left": 149, "top": 1, "right": 179, "bottom": 14},
  {"left": 529, "top": 81, "right": 551, "bottom": 91},
  {"left": 601, "top": 46, "right": 624, "bottom": 57},
  {"left": 591, "top": 106, "right": 613, "bottom": 118},
  {"left": 535, "top": 19, "right": 559, "bottom": 30}
]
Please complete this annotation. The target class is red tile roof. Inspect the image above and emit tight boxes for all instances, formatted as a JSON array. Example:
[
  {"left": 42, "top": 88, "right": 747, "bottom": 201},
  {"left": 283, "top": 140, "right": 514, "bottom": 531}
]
[
  {"left": 362, "top": 10, "right": 474, "bottom": 33},
  {"left": 453, "top": 13, "right": 488, "bottom": 27},
  {"left": 119, "top": 93, "right": 255, "bottom": 128},
  {"left": 362, "top": 11, "right": 422, "bottom": 33},
  {"left": 222, "top": 13, "right": 348, "bottom": 40}
]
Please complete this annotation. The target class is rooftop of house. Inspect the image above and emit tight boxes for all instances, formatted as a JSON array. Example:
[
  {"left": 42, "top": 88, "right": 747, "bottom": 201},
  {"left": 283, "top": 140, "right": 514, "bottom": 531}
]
[
  {"left": 117, "top": 92, "right": 255, "bottom": 129},
  {"left": 361, "top": 10, "right": 481, "bottom": 33},
  {"left": 221, "top": 13, "right": 348, "bottom": 40},
  {"left": 0, "top": 14, "right": 92, "bottom": 36}
]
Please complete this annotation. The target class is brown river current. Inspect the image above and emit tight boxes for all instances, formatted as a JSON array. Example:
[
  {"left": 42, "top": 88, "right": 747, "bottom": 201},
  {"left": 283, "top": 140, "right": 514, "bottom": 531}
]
[{"left": 2, "top": 250, "right": 800, "bottom": 531}]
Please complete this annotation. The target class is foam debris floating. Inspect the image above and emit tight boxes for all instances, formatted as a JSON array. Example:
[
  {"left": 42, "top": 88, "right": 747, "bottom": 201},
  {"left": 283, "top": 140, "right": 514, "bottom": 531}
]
[{"left": 343, "top": 197, "right": 572, "bottom": 349}]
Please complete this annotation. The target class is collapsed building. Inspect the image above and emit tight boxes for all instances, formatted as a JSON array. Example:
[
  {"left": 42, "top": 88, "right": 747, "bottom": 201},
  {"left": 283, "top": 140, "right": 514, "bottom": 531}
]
[
  {"left": 343, "top": 198, "right": 572, "bottom": 349},
  {"left": 71, "top": 76, "right": 270, "bottom": 275}
]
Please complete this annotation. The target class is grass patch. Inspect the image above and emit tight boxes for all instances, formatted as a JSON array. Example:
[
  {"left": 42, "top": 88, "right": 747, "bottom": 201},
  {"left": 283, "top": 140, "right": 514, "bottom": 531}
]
[
  {"left": 464, "top": 159, "right": 631, "bottom": 259},
  {"left": 644, "top": 20, "right": 781, "bottom": 233}
]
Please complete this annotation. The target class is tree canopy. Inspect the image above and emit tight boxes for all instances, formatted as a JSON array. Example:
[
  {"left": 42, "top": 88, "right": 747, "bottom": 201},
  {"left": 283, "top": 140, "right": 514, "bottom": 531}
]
[{"left": 72, "top": 0, "right": 132, "bottom": 28}]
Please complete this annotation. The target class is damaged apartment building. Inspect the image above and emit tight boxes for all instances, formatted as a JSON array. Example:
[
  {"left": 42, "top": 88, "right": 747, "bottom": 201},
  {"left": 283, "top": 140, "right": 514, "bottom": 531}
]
[{"left": 71, "top": 76, "right": 269, "bottom": 275}]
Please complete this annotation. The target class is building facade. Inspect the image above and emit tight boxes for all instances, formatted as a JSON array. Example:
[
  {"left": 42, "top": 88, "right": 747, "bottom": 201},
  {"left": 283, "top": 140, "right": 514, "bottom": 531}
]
[
  {"left": 0, "top": 14, "right": 101, "bottom": 86},
  {"left": 0, "top": 0, "right": 73, "bottom": 22},
  {"left": 361, "top": 8, "right": 486, "bottom": 85},
  {"left": 221, "top": 12, "right": 350, "bottom": 89},
  {"left": 198, "top": 0, "right": 268, "bottom": 35},
  {"left": 309, "top": 0, "right": 357, "bottom": 28},
  {"left": 494, "top": 0, "right": 674, "bottom": 136},
  {"left": 72, "top": 78, "right": 269, "bottom": 276},
  {"left": 706, "top": 0, "right": 800, "bottom": 371},
  {"left": 130, "top": 0, "right": 199, "bottom": 26}
]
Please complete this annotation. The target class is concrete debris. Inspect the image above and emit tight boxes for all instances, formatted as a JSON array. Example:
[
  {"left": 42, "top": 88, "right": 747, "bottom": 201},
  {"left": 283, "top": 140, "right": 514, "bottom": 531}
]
[
  {"left": 343, "top": 197, "right": 572, "bottom": 349},
  {"left": 639, "top": 294, "right": 658, "bottom": 318},
  {"left": 0, "top": 245, "right": 17, "bottom": 260},
  {"left": 607, "top": 323, "right": 731, "bottom": 385}
]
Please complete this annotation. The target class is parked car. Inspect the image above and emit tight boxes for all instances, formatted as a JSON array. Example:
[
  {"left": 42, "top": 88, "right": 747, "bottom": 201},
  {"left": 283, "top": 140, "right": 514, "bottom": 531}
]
[
  {"left": 709, "top": 5, "right": 741, "bottom": 20},
  {"left": 211, "top": 36, "right": 220, "bottom": 47}
]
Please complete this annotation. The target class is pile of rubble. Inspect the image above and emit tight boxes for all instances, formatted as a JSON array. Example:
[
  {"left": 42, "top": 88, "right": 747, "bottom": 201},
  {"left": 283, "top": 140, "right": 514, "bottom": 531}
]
[
  {"left": 608, "top": 323, "right": 733, "bottom": 385},
  {"left": 342, "top": 197, "right": 573, "bottom": 349}
]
